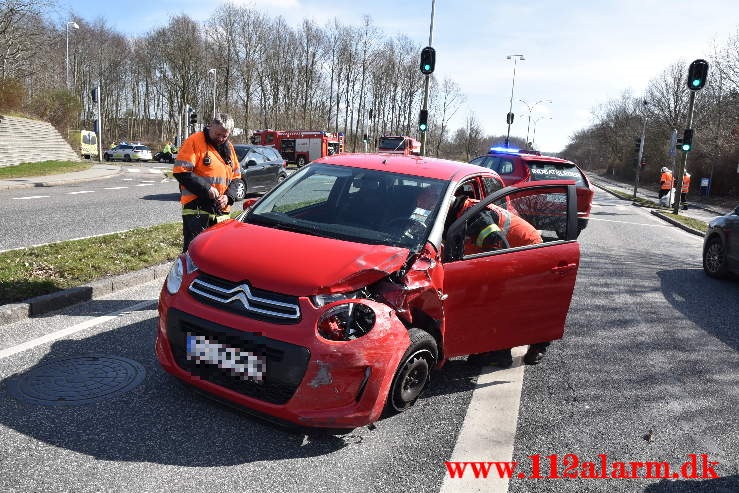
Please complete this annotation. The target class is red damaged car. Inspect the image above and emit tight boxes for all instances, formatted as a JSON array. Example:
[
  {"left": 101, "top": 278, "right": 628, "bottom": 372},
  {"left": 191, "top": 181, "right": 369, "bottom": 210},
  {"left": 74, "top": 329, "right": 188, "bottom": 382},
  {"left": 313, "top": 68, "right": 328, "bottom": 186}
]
[{"left": 156, "top": 153, "right": 581, "bottom": 431}]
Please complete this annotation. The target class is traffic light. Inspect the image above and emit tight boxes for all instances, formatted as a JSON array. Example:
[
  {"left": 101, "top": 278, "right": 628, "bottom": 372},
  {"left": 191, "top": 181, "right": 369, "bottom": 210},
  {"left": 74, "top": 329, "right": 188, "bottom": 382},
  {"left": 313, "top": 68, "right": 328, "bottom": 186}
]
[
  {"left": 681, "top": 128, "right": 693, "bottom": 151},
  {"left": 687, "top": 59, "right": 709, "bottom": 91},
  {"left": 506, "top": 112, "right": 514, "bottom": 124},
  {"left": 418, "top": 109, "right": 428, "bottom": 132},
  {"left": 420, "top": 46, "right": 436, "bottom": 75},
  {"left": 91, "top": 87, "right": 99, "bottom": 103},
  {"left": 634, "top": 137, "right": 642, "bottom": 153},
  {"left": 189, "top": 112, "right": 198, "bottom": 126}
]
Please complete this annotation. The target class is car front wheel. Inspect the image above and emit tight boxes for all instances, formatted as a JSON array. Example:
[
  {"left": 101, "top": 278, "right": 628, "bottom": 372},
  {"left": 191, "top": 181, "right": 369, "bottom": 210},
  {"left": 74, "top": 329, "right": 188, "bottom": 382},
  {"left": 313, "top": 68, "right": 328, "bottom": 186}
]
[
  {"left": 123, "top": 154, "right": 131, "bottom": 162},
  {"left": 703, "top": 237, "right": 728, "bottom": 278},
  {"left": 296, "top": 156, "right": 307, "bottom": 167},
  {"left": 384, "top": 328, "right": 437, "bottom": 415}
]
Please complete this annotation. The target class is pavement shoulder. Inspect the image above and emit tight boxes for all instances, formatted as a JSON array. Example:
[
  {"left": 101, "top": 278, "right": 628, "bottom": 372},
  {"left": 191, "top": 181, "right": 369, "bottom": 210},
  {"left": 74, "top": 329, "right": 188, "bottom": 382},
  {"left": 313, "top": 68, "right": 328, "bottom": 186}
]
[{"left": 0, "top": 263, "right": 171, "bottom": 326}]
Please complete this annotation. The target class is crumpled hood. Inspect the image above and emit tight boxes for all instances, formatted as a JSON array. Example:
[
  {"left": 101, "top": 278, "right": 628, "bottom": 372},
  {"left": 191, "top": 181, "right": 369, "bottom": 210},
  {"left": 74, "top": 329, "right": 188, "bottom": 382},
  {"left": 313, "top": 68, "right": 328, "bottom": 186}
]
[{"left": 188, "top": 220, "right": 409, "bottom": 296}]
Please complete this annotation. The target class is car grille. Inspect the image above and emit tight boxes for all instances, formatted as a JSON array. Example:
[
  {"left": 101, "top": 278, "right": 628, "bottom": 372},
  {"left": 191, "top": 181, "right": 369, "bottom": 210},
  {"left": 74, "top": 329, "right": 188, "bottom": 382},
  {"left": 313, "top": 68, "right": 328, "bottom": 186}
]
[
  {"left": 166, "top": 308, "right": 310, "bottom": 405},
  {"left": 188, "top": 273, "right": 301, "bottom": 324}
]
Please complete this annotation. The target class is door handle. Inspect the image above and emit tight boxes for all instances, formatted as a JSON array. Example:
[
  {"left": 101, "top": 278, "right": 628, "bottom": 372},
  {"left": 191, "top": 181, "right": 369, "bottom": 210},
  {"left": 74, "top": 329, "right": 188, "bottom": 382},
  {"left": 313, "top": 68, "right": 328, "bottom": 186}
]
[{"left": 551, "top": 263, "right": 577, "bottom": 274}]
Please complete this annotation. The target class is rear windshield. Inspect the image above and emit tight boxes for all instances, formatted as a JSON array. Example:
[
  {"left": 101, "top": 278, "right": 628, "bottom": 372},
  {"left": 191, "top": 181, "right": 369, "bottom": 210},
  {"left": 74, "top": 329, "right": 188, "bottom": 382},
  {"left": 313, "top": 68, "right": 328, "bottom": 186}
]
[{"left": 526, "top": 161, "right": 586, "bottom": 186}]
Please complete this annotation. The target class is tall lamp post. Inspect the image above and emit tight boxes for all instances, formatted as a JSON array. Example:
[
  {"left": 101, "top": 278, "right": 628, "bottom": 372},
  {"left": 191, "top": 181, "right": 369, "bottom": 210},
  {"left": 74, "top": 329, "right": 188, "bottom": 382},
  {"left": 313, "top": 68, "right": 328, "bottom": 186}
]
[
  {"left": 208, "top": 68, "right": 216, "bottom": 119},
  {"left": 504, "top": 54, "right": 524, "bottom": 147},
  {"left": 520, "top": 98, "right": 551, "bottom": 147},
  {"left": 531, "top": 116, "right": 551, "bottom": 149},
  {"left": 65, "top": 21, "right": 79, "bottom": 88}
]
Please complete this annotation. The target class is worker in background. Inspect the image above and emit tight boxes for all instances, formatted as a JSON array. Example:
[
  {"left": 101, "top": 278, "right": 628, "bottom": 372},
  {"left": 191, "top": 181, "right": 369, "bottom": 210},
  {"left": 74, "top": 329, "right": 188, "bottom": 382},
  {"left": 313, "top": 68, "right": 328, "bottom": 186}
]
[
  {"left": 680, "top": 171, "right": 691, "bottom": 210},
  {"left": 659, "top": 167, "right": 673, "bottom": 207},
  {"left": 173, "top": 114, "right": 243, "bottom": 251}
]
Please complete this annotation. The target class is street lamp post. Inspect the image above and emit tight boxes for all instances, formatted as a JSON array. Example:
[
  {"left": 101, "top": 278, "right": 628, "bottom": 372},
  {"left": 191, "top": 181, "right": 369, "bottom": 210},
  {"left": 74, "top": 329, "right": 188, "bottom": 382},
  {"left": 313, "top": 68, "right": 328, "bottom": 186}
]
[
  {"left": 531, "top": 116, "right": 551, "bottom": 149},
  {"left": 504, "top": 54, "right": 524, "bottom": 147},
  {"left": 520, "top": 98, "right": 551, "bottom": 147},
  {"left": 208, "top": 68, "right": 216, "bottom": 119},
  {"left": 65, "top": 21, "right": 79, "bottom": 88}
]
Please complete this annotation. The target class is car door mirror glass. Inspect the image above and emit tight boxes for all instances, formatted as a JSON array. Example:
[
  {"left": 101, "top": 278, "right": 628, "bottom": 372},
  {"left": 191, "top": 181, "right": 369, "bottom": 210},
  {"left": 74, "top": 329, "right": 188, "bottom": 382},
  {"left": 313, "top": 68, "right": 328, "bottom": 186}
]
[{"left": 246, "top": 159, "right": 258, "bottom": 167}]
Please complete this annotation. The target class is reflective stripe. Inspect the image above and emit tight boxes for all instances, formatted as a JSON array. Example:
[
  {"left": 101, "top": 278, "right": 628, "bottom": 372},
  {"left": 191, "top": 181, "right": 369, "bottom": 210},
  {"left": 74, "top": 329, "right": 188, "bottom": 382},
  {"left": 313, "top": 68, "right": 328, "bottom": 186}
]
[
  {"left": 475, "top": 223, "right": 502, "bottom": 248},
  {"left": 174, "top": 159, "right": 194, "bottom": 171},
  {"left": 181, "top": 209, "right": 230, "bottom": 222},
  {"left": 205, "top": 176, "right": 228, "bottom": 185},
  {"left": 180, "top": 188, "right": 196, "bottom": 198}
]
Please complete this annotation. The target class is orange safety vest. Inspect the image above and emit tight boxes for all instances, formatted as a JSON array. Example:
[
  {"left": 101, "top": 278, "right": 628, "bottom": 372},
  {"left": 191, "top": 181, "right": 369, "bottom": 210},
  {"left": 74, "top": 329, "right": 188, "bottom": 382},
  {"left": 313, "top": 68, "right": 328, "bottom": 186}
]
[
  {"left": 660, "top": 171, "right": 673, "bottom": 190},
  {"left": 681, "top": 174, "right": 691, "bottom": 193},
  {"left": 459, "top": 199, "right": 543, "bottom": 253},
  {"left": 173, "top": 131, "right": 240, "bottom": 212}
]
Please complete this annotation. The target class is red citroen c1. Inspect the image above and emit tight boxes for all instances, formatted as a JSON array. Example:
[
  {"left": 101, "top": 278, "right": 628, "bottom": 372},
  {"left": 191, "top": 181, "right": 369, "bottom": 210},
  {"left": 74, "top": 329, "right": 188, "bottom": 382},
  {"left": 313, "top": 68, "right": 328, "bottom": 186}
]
[{"left": 156, "top": 153, "right": 581, "bottom": 431}]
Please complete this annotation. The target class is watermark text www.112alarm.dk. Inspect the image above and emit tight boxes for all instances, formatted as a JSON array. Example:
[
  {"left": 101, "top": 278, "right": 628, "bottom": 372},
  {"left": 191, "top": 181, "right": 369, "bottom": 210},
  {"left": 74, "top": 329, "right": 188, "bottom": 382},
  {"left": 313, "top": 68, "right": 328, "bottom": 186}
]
[{"left": 445, "top": 454, "right": 720, "bottom": 480}]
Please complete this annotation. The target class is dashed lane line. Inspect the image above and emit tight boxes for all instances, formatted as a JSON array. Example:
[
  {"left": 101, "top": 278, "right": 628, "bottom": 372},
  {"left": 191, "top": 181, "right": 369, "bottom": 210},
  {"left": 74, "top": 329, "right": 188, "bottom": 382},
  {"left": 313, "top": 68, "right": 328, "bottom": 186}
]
[
  {"left": 67, "top": 191, "right": 95, "bottom": 195},
  {"left": 12, "top": 196, "right": 50, "bottom": 200}
]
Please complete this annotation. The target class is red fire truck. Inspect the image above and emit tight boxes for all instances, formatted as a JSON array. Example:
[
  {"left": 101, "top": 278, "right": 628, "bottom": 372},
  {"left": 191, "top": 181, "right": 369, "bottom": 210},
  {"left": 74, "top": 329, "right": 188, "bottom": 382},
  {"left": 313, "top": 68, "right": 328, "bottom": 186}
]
[
  {"left": 250, "top": 130, "right": 344, "bottom": 167},
  {"left": 377, "top": 136, "right": 421, "bottom": 156}
]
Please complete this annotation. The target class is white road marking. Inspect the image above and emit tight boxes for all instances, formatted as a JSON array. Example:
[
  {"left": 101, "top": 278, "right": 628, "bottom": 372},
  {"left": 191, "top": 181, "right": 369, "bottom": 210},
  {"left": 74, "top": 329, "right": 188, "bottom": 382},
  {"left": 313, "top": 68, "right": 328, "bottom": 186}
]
[
  {"left": 12, "top": 196, "right": 50, "bottom": 200},
  {"left": 441, "top": 346, "right": 527, "bottom": 493},
  {"left": 67, "top": 190, "right": 95, "bottom": 195},
  {"left": 127, "top": 169, "right": 141, "bottom": 173},
  {"left": 136, "top": 183, "right": 153, "bottom": 187},
  {"left": 104, "top": 186, "right": 129, "bottom": 190},
  {"left": 123, "top": 178, "right": 133, "bottom": 181},
  {"left": 0, "top": 300, "right": 156, "bottom": 360},
  {"left": 587, "top": 216, "right": 672, "bottom": 227}
]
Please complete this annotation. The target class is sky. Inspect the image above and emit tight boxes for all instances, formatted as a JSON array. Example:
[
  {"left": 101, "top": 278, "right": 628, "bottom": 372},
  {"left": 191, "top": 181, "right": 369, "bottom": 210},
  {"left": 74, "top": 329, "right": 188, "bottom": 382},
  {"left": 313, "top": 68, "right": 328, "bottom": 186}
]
[{"left": 56, "top": 0, "right": 739, "bottom": 153}]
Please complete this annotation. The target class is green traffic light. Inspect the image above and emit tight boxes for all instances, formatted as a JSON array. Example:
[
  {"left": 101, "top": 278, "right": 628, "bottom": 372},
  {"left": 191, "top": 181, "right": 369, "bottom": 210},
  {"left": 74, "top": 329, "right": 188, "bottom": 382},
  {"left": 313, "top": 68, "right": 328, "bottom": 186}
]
[
  {"left": 423, "top": 64, "right": 431, "bottom": 71},
  {"left": 419, "top": 124, "right": 427, "bottom": 131},
  {"left": 682, "top": 143, "right": 691, "bottom": 151},
  {"left": 692, "top": 79, "right": 701, "bottom": 87}
]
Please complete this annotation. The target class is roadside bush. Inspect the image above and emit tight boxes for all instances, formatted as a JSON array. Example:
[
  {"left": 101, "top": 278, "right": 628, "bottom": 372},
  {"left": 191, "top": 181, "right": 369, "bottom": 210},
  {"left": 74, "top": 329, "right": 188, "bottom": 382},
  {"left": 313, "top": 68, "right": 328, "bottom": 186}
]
[
  {"left": 27, "top": 88, "right": 81, "bottom": 132},
  {"left": 0, "top": 78, "right": 26, "bottom": 113}
]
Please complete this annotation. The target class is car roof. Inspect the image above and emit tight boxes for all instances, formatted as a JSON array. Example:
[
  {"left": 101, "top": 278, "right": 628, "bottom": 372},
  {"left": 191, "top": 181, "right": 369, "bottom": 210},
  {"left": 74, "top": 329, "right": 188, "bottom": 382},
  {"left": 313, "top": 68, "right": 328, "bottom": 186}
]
[
  {"left": 315, "top": 153, "right": 500, "bottom": 182},
  {"left": 487, "top": 149, "right": 576, "bottom": 165}
]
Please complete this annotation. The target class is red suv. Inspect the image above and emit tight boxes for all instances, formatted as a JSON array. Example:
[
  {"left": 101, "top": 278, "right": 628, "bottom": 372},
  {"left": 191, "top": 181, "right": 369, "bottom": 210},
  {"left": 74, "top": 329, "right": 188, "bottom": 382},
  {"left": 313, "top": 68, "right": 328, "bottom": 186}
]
[
  {"left": 471, "top": 147, "right": 594, "bottom": 237},
  {"left": 156, "top": 153, "right": 581, "bottom": 431}
]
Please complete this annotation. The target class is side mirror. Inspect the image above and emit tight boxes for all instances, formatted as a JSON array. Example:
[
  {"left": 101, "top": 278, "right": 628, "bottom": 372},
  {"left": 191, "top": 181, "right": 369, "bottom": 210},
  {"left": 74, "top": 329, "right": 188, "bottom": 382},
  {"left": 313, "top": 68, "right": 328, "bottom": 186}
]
[
  {"left": 242, "top": 198, "right": 258, "bottom": 210},
  {"left": 246, "top": 159, "right": 258, "bottom": 167}
]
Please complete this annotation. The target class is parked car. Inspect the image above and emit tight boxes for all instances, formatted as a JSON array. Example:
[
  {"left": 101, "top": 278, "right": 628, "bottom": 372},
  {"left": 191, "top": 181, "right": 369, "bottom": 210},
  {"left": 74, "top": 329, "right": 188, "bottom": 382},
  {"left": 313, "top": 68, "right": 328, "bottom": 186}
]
[
  {"left": 156, "top": 153, "right": 581, "bottom": 431},
  {"left": 470, "top": 147, "right": 594, "bottom": 237},
  {"left": 104, "top": 144, "right": 152, "bottom": 162},
  {"left": 702, "top": 205, "right": 739, "bottom": 278},
  {"left": 232, "top": 144, "right": 288, "bottom": 199}
]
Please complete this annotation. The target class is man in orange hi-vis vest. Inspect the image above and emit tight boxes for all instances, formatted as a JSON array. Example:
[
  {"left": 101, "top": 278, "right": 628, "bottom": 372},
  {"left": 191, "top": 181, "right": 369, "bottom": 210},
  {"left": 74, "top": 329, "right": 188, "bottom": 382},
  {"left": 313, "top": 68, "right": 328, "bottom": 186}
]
[
  {"left": 173, "top": 114, "right": 243, "bottom": 251},
  {"left": 680, "top": 171, "right": 691, "bottom": 210}
]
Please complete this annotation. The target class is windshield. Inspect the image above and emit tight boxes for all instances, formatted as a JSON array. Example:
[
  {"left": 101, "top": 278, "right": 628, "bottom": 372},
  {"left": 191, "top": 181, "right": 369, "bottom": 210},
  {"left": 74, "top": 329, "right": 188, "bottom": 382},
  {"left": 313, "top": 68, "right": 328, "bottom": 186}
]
[
  {"left": 378, "top": 137, "right": 405, "bottom": 150},
  {"left": 526, "top": 160, "right": 586, "bottom": 186},
  {"left": 244, "top": 163, "right": 447, "bottom": 250}
]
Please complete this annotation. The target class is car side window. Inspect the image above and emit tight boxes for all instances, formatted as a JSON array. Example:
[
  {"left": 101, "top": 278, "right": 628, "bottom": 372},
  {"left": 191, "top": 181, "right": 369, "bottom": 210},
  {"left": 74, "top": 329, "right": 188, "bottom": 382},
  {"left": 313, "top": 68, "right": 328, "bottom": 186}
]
[
  {"left": 497, "top": 159, "right": 515, "bottom": 175},
  {"left": 470, "top": 157, "right": 486, "bottom": 166},
  {"left": 247, "top": 151, "right": 266, "bottom": 164}
]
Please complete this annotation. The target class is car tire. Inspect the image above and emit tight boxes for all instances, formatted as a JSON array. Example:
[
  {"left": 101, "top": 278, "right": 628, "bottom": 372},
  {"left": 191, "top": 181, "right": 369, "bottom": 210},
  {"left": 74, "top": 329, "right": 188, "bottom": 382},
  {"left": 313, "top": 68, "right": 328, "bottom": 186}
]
[
  {"left": 234, "top": 181, "right": 246, "bottom": 201},
  {"left": 277, "top": 172, "right": 287, "bottom": 183},
  {"left": 104, "top": 153, "right": 110, "bottom": 162},
  {"left": 296, "top": 156, "right": 307, "bottom": 167},
  {"left": 123, "top": 154, "right": 131, "bottom": 162},
  {"left": 703, "top": 237, "right": 729, "bottom": 279},
  {"left": 384, "top": 328, "right": 437, "bottom": 416}
]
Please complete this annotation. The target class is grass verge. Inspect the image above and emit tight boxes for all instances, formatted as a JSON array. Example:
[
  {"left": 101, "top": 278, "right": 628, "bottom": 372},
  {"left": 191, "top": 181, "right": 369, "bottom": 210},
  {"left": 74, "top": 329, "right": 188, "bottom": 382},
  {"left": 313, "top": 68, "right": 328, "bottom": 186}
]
[
  {"left": 605, "top": 187, "right": 708, "bottom": 233},
  {"left": 0, "top": 160, "right": 93, "bottom": 179},
  {"left": 0, "top": 223, "right": 181, "bottom": 305}
]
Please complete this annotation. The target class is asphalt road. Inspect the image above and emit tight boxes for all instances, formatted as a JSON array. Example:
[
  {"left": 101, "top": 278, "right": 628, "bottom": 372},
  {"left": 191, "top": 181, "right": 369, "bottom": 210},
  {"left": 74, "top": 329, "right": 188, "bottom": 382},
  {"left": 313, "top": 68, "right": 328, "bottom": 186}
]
[
  {"left": 0, "top": 188, "right": 737, "bottom": 492},
  {"left": 0, "top": 164, "right": 182, "bottom": 251}
]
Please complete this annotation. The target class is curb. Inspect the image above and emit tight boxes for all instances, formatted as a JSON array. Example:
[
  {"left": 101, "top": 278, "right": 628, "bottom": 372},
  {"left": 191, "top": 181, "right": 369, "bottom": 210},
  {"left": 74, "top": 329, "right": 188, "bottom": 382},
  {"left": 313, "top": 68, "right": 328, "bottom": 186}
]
[
  {"left": 0, "top": 263, "right": 171, "bottom": 326},
  {"left": 0, "top": 166, "right": 124, "bottom": 191},
  {"left": 649, "top": 210, "right": 705, "bottom": 237}
]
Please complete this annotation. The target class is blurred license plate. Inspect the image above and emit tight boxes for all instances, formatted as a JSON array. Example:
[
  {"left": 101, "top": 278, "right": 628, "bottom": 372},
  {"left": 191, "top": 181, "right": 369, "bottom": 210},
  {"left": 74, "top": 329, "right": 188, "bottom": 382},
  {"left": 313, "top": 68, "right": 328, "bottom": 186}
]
[{"left": 186, "top": 334, "right": 265, "bottom": 382}]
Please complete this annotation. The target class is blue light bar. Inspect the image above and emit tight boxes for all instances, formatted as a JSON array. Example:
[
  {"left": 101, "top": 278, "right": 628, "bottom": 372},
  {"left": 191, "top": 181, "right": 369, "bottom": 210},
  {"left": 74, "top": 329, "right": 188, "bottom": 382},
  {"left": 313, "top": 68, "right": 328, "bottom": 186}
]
[{"left": 489, "top": 146, "right": 519, "bottom": 154}]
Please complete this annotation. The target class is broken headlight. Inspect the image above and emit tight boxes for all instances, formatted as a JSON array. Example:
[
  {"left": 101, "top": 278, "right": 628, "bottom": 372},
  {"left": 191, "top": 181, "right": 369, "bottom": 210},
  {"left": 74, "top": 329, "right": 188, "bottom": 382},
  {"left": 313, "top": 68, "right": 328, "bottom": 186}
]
[{"left": 317, "top": 303, "right": 376, "bottom": 341}]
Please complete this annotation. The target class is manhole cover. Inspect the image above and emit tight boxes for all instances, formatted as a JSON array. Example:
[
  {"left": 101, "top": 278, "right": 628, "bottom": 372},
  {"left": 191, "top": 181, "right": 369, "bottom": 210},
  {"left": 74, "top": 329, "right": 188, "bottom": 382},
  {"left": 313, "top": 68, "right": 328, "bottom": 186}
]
[{"left": 9, "top": 355, "right": 145, "bottom": 406}]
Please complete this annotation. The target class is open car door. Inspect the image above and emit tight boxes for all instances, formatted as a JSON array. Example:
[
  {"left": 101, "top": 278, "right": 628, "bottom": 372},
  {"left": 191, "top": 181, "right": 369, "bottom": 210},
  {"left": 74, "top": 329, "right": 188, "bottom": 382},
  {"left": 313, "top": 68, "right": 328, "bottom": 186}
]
[{"left": 441, "top": 182, "right": 580, "bottom": 358}]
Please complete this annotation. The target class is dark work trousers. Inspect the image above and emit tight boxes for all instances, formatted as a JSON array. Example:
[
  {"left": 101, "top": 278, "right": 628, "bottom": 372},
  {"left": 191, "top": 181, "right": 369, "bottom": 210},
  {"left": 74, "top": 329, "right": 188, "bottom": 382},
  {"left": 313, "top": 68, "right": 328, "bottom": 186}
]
[{"left": 182, "top": 213, "right": 215, "bottom": 252}]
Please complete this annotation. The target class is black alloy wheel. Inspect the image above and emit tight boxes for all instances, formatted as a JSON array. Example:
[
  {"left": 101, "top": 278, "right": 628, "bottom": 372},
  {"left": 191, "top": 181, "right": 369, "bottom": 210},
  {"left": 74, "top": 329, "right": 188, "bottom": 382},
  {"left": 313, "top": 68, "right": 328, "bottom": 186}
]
[
  {"left": 703, "top": 237, "right": 728, "bottom": 278},
  {"left": 385, "top": 328, "right": 437, "bottom": 415}
]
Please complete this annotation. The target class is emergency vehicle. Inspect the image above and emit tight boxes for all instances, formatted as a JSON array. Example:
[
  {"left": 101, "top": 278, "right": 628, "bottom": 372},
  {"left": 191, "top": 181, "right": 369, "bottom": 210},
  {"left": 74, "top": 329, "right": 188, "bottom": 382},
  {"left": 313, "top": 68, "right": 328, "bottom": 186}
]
[
  {"left": 250, "top": 130, "right": 344, "bottom": 167},
  {"left": 377, "top": 136, "right": 421, "bottom": 156},
  {"left": 68, "top": 129, "right": 98, "bottom": 159}
]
